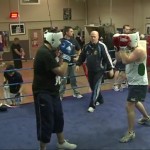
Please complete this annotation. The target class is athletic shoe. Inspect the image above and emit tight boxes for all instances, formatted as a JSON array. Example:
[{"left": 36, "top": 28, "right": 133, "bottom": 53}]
[
  {"left": 95, "top": 102, "right": 100, "bottom": 106},
  {"left": 87, "top": 107, "right": 95, "bottom": 113},
  {"left": 138, "top": 116, "right": 150, "bottom": 125},
  {"left": 119, "top": 131, "right": 135, "bottom": 143},
  {"left": 121, "top": 82, "right": 128, "bottom": 88},
  {"left": 57, "top": 140, "right": 77, "bottom": 150},
  {"left": 95, "top": 99, "right": 104, "bottom": 106},
  {"left": 113, "top": 85, "right": 120, "bottom": 91},
  {"left": 73, "top": 94, "right": 83, "bottom": 99}
]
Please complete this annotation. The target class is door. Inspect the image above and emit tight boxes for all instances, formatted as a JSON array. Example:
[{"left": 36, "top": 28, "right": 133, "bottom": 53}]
[{"left": 28, "top": 29, "right": 43, "bottom": 58}]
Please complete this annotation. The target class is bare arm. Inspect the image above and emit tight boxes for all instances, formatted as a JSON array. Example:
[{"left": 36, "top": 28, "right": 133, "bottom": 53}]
[
  {"left": 14, "top": 49, "right": 22, "bottom": 56},
  {"left": 119, "top": 47, "right": 145, "bottom": 64},
  {"left": 115, "top": 51, "right": 122, "bottom": 62},
  {"left": 19, "top": 85, "right": 23, "bottom": 93},
  {"left": 3, "top": 77, "right": 7, "bottom": 84},
  {"left": 21, "top": 48, "right": 25, "bottom": 55},
  {"left": 52, "top": 61, "right": 68, "bottom": 77}
]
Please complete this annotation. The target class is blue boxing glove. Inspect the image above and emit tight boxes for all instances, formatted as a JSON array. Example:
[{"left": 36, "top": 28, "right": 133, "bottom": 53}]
[{"left": 59, "top": 40, "right": 74, "bottom": 63}]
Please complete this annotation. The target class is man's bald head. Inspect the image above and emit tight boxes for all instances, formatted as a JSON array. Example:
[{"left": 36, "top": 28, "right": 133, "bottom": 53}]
[{"left": 90, "top": 31, "right": 99, "bottom": 44}]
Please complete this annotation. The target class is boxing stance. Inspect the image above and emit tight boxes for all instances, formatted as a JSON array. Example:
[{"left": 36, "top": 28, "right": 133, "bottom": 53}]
[
  {"left": 32, "top": 31, "right": 77, "bottom": 150},
  {"left": 76, "top": 31, "right": 114, "bottom": 113},
  {"left": 113, "top": 32, "right": 150, "bottom": 143}
]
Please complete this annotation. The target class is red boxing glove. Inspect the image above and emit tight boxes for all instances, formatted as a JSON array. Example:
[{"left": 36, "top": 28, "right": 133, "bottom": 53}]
[
  {"left": 119, "top": 34, "right": 130, "bottom": 50},
  {"left": 112, "top": 33, "right": 120, "bottom": 51}
]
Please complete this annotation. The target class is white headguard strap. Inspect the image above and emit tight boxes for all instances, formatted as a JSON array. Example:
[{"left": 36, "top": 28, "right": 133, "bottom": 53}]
[
  {"left": 44, "top": 31, "right": 63, "bottom": 48},
  {"left": 128, "top": 32, "right": 140, "bottom": 48}
]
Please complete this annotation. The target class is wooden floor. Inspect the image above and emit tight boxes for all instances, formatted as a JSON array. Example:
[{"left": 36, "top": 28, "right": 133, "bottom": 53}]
[{"left": 0, "top": 60, "right": 114, "bottom": 104}]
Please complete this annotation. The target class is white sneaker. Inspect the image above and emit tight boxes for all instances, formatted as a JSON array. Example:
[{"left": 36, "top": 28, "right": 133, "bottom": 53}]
[
  {"left": 73, "top": 94, "right": 83, "bottom": 99},
  {"left": 119, "top": 131, "right": 135, "bottom": 143},
  {"left": 57, "top": 140, "right": 77, "bottom": 150},
  {"left": 95, "top": 102, "right": 100, "bottom": 106},
  {"left": 138, "top": 116, "right": 150, "bottom": 125},
  {"left": 113, "top": 85, "right": 120, "bottom": 91},
  {"left": 87, "top": 107, "right": 95, "bottom": 113}
]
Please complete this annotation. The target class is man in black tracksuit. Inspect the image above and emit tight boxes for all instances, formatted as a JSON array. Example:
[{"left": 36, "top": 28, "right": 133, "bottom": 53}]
[{"left": 76, "top": 31, "right": 114, "bottom": 113}]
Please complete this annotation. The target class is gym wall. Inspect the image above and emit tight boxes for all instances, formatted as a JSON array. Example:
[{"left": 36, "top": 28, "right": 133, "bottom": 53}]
[
  {"left": 1, "top": 0, "right": 150, "bottom": 39},
  {"left": 1, "top": 0, "right": 150, "bottom": 59}
]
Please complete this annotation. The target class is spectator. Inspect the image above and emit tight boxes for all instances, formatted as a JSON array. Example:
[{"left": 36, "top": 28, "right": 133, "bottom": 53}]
[
  {"left": 3, "top": 64, "right": 23, "bottom": 105},
  {"left": 59, "top": 26, "right": 83, "bottom": 100},
  {"left": 11, "top": 37, "right": 25, "bottom": 69}
]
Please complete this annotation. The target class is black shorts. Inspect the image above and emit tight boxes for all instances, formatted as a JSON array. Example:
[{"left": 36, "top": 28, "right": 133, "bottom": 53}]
[
  {"left": 127, "top": 85, "right": 148, "bottom": 102},
  {"left": 115, "top": 61, "right": 125, "bottom": 71},
  {"left": 34, "top": 91, "right": 64, "bottom": 143}
]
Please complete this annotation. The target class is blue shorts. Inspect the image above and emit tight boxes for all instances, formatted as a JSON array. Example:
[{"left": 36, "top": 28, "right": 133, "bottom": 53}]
[
  {"left": 127, "top": 85, "right": 148, "bottom": 102},
  {"left": 34, "top": 91, "right": 64, "bottom": 143}
]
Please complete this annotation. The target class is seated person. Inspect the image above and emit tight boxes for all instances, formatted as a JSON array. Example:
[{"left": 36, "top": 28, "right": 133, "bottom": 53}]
[{"left": 3, "top": 64, "right": 23, "bottom": 105}]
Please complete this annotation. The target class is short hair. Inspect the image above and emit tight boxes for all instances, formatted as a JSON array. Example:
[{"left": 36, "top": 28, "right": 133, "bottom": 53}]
[
  {"left": 5, "top": 64, "right": 15, "bottom": 74},
  {"left": 123, "top": 25, "right": 130, "bottom": 29},
  {"left": 63, "top": 26, "right": 73, "bottom": 36}
]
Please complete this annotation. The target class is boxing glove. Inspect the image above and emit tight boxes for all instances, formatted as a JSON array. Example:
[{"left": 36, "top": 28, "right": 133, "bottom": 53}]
[
  {"left": 113, "top": 34, "right": 130, "bottom": 51},
  {"left": 59, "top": 40, "right": 74, "bottom": 63},
  {"left": 119, "top": 34, "right": 130, "bottom": 50},
  {"left": 112, "top": 33, "right": 120, "bottom": 51}
]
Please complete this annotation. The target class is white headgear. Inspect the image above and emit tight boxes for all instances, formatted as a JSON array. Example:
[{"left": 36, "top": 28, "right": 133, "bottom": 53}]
[
  {"left": 128, "top": 32, "right": 140, "bottom": 48},
  {"left": 44, "top": 31, "right": 63, "bottom": 48}
]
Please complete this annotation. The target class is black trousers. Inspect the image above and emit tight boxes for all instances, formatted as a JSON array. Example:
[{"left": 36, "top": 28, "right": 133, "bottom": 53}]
[
  {"left": 33, "top": 91, "right": 64, "bottom": 143},
  {"left": 14, "top": 59, "right": 22, "bottom": 69},
  {"left": 88, "top": 71, "right": 104, "bottom": 108}
]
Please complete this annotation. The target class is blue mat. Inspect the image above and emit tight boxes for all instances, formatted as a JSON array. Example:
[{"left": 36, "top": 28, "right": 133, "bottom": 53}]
[{"left": 0, "top": 89, "right": 150, "bottom": 150}]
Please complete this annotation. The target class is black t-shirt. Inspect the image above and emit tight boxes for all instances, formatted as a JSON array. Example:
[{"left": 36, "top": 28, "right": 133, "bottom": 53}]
[
  {"left": 4, "top": 71, "right": 23, "bottom": 93},
  {"left": 11, "top": 43, "right": 21, "bottom": 59},
  {"left": 32, "top": 45, "right": 60, "bottom": 96},
  {"left": 67, "top": 37, "right": 81, "bottom": 52},
  {"left": 76, "top": 36, "right": 84, "bottom": 48}
]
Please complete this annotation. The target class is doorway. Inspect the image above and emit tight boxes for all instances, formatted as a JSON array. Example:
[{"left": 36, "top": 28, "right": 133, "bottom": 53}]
[{"left": 28, "top": 29, "right": 43, "bottom": 58}]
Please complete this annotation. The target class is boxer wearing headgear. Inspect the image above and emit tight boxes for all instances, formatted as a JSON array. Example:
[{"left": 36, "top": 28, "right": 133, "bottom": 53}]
[
  {"left": 44, "top": 31, "right": 75, "bottom": 63},
  {"left": 113, "top": 33, "right": 131, "bottom": 51},
  {"left": 44, "top": 31, "right": 63, "bottom": 48},
  {"left": 33, "top": 30, "right": 77, "bottom": 150},
  {"left": 113, "top": 32, "right": 140, "bottom": 51},
  {"left": 114, "top": 32, "right": 150, "bottom": 143}
]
